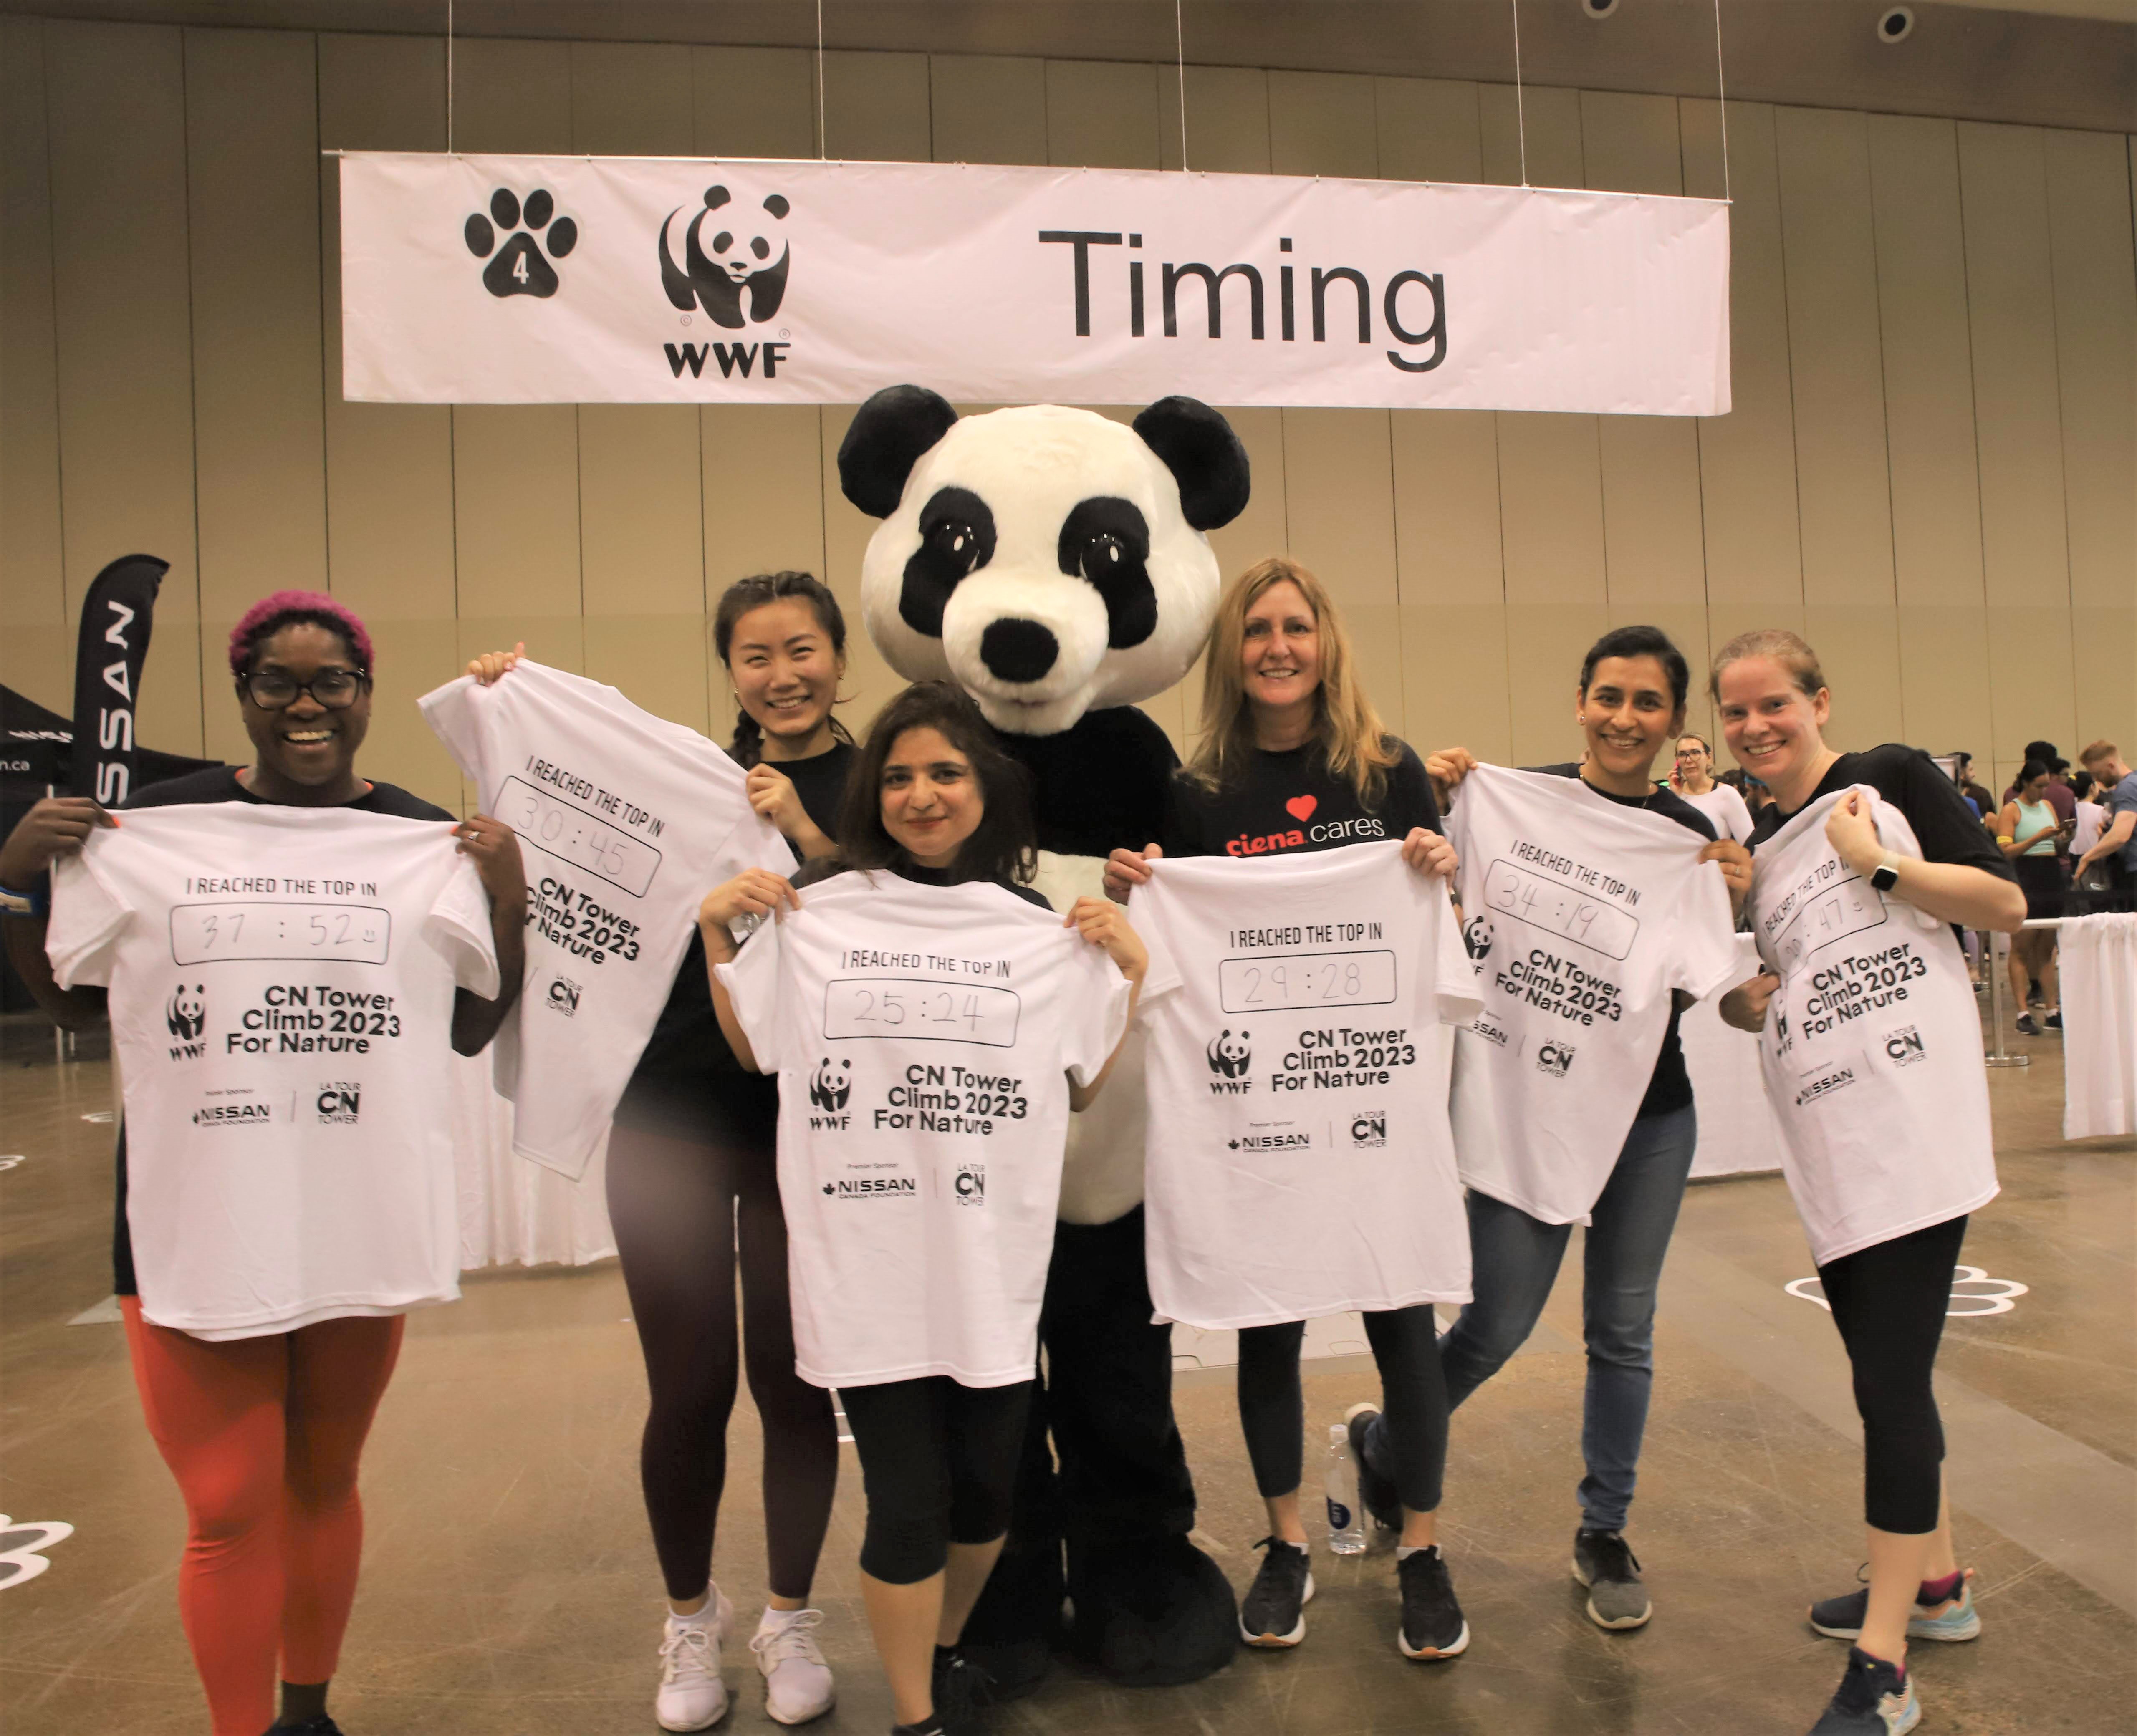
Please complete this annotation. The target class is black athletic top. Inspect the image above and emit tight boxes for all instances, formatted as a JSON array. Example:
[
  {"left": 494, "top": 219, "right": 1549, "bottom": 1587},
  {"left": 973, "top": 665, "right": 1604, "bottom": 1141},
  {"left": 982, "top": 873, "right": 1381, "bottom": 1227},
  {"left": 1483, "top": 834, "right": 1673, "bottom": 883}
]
[
  {"left": 1160, "top": 737, "right": 1441, "bottom": 861},
  {"left": 612, "top": 741, "right": 855, "bottom": 1138},
  {"left": 1751, "top": 745, "right": 2018, "bottom": 883},
  {"left": 111, "top": 767, "right": 455, "bottom": 1295},
  {"left": 1528, "top": 763, "right": 1716, "bottom": 1123}
]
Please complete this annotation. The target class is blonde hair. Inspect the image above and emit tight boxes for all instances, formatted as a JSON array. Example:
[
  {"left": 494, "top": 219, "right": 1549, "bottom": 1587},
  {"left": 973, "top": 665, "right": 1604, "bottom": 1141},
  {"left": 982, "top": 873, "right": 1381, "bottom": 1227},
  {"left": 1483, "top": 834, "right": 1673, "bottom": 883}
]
[
  {"left": 2079, "top": 739, "right": 2120, "bottom": 768},
  {"left": 1188, "top": 556, "right": 1398, "bottom": 804},
  {"left": 1709, "top": 628, "right": 1828, "bottom": 703}
]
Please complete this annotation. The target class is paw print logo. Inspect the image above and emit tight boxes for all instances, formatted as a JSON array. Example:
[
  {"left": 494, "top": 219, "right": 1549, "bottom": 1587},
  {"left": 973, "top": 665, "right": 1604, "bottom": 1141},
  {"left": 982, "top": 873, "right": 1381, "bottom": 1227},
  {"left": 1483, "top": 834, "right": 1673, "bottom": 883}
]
[
  {"left": 1786, "top": 1266, "right": 2028, "bottom": 1318},
  {"left": 464, "top": 188, "right": 578, "bottom": 298},
  {"left": 0, "top": 1514, "right": 76, "bottom": 1590}
]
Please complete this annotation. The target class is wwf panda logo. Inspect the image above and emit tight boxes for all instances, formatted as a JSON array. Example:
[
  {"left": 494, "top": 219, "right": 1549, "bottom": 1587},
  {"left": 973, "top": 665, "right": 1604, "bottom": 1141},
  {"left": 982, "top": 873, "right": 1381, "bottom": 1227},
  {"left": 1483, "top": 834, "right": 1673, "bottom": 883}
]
[
  {"left": 837, "top": 386, "right": 1250, "bottom": 736},
  {"left": 165, "top": 983, "right": 206, "bottom": 1041},
  {"left": 1462, "top": 915, "right": 1495, "bottom": 963},
  {"left": 659, "top": 186, "right": 790, "bottom": 329},
  {"left": 1206, "top": 1029, "right": 1251, "bottom": 1079},
  {"left": 808, "top": 1055, "right": 851, "bottom": 1112}
]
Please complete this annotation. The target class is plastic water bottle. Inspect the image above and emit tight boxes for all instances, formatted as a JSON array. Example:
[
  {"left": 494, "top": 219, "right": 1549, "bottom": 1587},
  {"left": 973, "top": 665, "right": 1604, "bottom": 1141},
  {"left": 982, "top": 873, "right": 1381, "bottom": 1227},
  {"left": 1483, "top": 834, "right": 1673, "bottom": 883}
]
[{"left": 1324, "top": 1423, "right": 1367, "bottom": 1555}]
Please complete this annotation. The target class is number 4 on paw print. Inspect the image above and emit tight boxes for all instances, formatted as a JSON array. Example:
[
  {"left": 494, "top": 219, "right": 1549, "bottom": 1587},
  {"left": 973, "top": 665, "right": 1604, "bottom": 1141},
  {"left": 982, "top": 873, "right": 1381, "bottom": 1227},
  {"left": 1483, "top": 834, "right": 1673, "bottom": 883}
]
[{"left": 465, "top": 188, "right": 578, "bottom": 298}]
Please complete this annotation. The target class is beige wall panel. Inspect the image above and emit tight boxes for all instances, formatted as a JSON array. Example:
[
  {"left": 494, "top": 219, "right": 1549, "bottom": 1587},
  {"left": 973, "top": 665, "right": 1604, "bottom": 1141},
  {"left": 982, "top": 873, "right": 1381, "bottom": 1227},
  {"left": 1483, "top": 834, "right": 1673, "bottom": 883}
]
[
  {"left": 817, "top": 403, "right": 904, "bottom": 732},
  {"left": 365, "top": 618, "right": 470, "bottom": 812},
  {"left": 1267, "top": 71, "right": 1378, "bottom": 177},
  {"left": 1374, "top": 78, "right": 1482, "bottom": 184},
  {"left": 930, "top": 55, "right": 1046, "bottom": 166},
  {"left": 1985, "top": 607, "right": 2076, "bottom": 793},
  {"left": 1957, "top": 124, "right": 2071, "bottom": 615},
  {"left": 585, "top": 616, "right": 712, "bottom": 737},
  {"left": 316, "top": 33, "right": 455, "bottom": 646},
  {"left": 2043, "top": 129, "right": 2136, "bottom": 751},
  {"left": 1578, "top": 89, "right": 1682, "bottom": 194},
  {"left": 1867, "top": 115, "right": 1987, "bottom": 614},
  {"left": 1160, "top": 65, "right": 1269, "bottom": 173},
  {"left": 1897, "top": 608, "right": 1996, "bottom": 767},
  {"left": 1403, "top": 605, "right": 1511, "bottom": 767},
  {"left": 1504, "top": 603, "right": 1607, "bottom": 767},
  {"left": 1281, "top": 409, "right": 1397, "bottom": 607},
  {"left": 1598, "top": 418, "right": 1706, "bottom": 613},
  {"left": 1775, "top": 107, "right": 1895, "bottom": 611},
  {"left": 44, "top": 19, "right": 203, "bottom": 757},
  {"left": 1803, "top": 605, "right": 1903, "bottom": 752},
  {"left": 185, "top": 27, "right": 327, "bottom": 654},
  {"left": 1391, "top": 410, "right": 1501, "bottom": 608},
  {"left": 572, "top": 40, "right": 692, "bottom": 154},
  {"left": 1478, "top": 83, "right": 1582, "bottom": 189},
  {"left": 692, "top": 45, "right": 817, "bottom": 157},
  {"left": 1045, "top": 61, "right": 1160, "bottom": 169},
  {"left": 1203, "top": 405, "right": 1289, "bottom": 583},
  {"left": 1495, "top": 412, "right": 1605, "bottom": 608},
  {"left": 450, "top": 36, "right": 571, "bottom": 154},
  {"left": 1682, "top": 99, "right": 1802, "bottom": 618},
  {"left": 0, "top": 17, "right": 68, "bottom": 713},
  {"left": 822, "top": 51, "right": 930, "bottom": 162},
  {"left": 1348, "top": 603, "right": 1407, "bottom": 739}
]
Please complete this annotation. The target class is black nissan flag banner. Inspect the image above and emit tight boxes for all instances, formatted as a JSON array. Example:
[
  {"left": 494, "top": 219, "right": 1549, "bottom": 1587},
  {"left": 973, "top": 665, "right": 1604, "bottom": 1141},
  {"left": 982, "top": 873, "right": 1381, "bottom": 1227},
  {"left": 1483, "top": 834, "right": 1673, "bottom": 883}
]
[{"left": 70, "top": 554, "right": 168, "bottom": 807}]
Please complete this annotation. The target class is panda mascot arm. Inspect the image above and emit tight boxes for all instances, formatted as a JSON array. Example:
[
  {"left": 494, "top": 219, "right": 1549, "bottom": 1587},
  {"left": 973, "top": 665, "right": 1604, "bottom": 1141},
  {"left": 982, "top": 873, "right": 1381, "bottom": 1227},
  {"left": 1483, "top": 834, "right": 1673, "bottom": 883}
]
[{"left": 838, "top": 386, "right": 1247, "bottom": 1690}]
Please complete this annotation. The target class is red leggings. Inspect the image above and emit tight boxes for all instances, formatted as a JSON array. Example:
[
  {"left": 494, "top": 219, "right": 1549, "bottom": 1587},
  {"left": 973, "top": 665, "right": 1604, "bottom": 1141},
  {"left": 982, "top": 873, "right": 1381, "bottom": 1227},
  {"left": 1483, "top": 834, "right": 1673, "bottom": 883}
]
[{"left": 122, "top": 1299, "right": 403, "bottom": 1736}]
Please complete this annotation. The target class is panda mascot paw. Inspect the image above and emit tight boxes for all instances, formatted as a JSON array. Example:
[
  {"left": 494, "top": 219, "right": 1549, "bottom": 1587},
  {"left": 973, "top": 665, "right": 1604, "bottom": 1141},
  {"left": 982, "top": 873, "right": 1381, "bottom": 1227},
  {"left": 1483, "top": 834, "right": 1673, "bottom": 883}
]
[{"left": 839, "top": 385, "right": 1249, "bottom": 1691}]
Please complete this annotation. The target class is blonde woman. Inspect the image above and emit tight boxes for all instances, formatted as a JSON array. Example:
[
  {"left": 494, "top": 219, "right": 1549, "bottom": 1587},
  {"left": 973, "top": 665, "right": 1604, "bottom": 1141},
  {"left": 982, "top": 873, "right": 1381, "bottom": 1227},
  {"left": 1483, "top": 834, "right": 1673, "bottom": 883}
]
[{"left": 1104, "top": 558, "right": 1463, "bottom": 1663}]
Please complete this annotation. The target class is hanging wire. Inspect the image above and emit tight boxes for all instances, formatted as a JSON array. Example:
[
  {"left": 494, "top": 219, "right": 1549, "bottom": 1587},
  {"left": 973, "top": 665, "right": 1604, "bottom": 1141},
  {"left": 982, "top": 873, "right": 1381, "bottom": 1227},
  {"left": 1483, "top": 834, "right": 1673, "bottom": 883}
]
[
  {"left": 816, "top": 0, "right": 827, "bottom": 159},
  {"left": 1511, "top": 0, "right": 1528, "bottom": 187},
  {"left": 1713, "top": 0, "right": 1731, "bottom": 200},
  {"left": 445, "top": 0, "right": 454, "bottom": 154},
  {"left": 1175, "top": 0, "right": 1190, "bottom": 170}
]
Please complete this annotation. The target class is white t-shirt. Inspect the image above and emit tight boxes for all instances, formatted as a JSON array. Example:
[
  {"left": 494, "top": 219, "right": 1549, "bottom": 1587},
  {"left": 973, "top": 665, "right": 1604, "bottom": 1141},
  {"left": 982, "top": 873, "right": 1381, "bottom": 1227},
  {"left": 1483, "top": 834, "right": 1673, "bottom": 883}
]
[
  {"left": 1679, "top": 782, "right": 1756, "bottom": 844},
  {"left": 1444, "top": 765, "right": 1743, "bottom": 1224},
  {"left": 1131, "top": 840, "right": 1480, "bottom": 1328},
  {"left": 2071, "top": 800, "right": 2107, "bottom": 859},
  {"left": 422, "top": 660, "right": 793, "bottom": 1177},
  {"left": 1748, "top": 787, "right": 1997, "bottom": 1265},
  {"left": 47, "top": 804, "right": 498, "bottom": 1338},
  {"left": 715, "top": 871, "right": 1132, "bottom": 1388}
]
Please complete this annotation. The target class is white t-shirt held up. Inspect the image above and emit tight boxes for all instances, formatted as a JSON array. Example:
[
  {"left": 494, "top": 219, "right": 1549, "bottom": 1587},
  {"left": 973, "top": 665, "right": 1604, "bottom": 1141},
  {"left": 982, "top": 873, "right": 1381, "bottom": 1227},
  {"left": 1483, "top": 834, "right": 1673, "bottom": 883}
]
[
  {"left": 48, "top": 804, "right": 499, "bottom": 1338},
  {"left": 716, "top": 871, "right": 1132, "bottom": 1389},
  {"left": 1748, "top": 787, "right": 1997, "bottom": 1265},
  {"left": 1131, "top": 840, "right": 1480, "bottom": 1328},
  {"left": 1444, "top": 765, "right": 1742, "bottom": 1224},
  {"left": 422, "top": 659, "right": 792, "bottom": 1177}
]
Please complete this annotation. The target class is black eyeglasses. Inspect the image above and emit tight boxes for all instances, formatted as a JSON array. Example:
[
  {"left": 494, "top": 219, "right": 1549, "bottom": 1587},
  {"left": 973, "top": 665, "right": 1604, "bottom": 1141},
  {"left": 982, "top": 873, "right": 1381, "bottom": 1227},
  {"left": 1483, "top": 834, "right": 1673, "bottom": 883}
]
[{"left": 240, "top": 669, "right": 371, "bottom": 710}]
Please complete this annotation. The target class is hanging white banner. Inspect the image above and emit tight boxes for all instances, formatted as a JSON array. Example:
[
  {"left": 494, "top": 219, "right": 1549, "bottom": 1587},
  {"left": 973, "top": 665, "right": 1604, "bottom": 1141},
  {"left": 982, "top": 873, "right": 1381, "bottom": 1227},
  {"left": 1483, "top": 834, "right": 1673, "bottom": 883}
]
[{"left": 340, "top": 153, "right": 1730, "bottom": 414}]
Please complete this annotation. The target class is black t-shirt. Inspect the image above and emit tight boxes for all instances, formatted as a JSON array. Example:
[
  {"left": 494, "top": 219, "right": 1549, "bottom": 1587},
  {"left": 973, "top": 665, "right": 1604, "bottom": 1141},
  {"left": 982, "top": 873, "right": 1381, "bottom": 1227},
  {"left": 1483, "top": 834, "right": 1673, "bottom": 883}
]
[
  {"left": 1529, "top": 763, "right": 1717, "bottom": 1122},
  {"left": 613, "top": 741, "right": 856, "bottom": 1137},
  {"left": 110, "top": 766, "right": 456, "bottom": 1294},
  {"left": 1750, "top": 745, "right": 2019, "bottom": 884},
  {"left": 1160, "top": 738, "right": 1441, "bottom": 861}
]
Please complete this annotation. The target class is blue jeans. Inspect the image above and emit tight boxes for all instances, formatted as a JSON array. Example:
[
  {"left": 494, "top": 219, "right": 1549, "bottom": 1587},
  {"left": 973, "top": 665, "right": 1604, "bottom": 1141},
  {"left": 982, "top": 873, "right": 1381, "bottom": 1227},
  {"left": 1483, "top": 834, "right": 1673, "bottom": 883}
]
[{"left": 1432, "top": 1104, "right": 1698, "bottom": 1533}]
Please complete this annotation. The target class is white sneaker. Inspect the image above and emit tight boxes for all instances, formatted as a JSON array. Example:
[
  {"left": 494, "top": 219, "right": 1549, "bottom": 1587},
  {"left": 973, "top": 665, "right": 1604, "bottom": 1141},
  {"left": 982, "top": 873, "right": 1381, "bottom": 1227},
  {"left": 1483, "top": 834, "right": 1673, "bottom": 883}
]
[
  {"left": 655, "top": 1589, "right": 732, "bottom": 1732},
  {"left": 750, "top": 1607, "right": 836, "bottom": 1725}
]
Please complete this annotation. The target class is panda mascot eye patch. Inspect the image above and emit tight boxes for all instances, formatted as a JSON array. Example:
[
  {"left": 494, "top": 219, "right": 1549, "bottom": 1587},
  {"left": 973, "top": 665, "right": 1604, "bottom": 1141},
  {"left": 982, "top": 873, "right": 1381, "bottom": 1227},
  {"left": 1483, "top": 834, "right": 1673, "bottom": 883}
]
[
  {"left": 1056, "top": 497, "right": 1157, "bottom": 650},
  {"left": 901, "top": 487, "right": 998, "bottom": 638}
]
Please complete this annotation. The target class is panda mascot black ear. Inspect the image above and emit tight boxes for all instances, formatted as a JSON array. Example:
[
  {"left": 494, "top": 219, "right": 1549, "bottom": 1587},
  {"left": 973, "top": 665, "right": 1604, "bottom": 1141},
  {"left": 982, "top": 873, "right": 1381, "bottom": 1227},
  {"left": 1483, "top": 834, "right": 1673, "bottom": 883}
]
[
  {"left": 838, "top": 385, "right": 960, "bottom": 518},
  {"left": 1132, "top": 396, "right": 1251, "bottom": 532}
]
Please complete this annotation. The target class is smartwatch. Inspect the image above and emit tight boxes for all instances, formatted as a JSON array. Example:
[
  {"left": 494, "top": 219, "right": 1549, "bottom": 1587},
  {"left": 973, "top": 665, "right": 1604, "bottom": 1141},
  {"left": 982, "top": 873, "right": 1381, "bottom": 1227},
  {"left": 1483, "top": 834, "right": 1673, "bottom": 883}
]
[{"left": 1868, "top": 852, "right": 1902, "bottom": 893}]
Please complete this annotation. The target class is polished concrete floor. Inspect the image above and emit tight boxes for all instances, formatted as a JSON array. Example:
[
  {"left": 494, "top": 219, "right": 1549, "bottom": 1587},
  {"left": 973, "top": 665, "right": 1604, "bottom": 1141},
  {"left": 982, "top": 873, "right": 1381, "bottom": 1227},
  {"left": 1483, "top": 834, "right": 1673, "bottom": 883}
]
[{"left": 2, "top": 1011, "right": 2131, "bottom": 1735}]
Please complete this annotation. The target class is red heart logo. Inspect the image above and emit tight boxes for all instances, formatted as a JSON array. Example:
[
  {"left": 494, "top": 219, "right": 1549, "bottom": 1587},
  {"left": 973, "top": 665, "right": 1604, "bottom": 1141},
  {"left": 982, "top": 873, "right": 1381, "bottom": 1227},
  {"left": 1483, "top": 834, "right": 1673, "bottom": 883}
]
[{"left": 1285, "top": 795, "right": 1317, "bottom": 823}]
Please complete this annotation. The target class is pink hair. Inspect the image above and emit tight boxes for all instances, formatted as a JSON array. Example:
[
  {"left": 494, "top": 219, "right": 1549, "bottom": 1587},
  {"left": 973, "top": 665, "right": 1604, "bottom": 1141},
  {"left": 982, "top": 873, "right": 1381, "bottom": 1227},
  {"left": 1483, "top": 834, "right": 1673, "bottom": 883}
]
[{"left": 227, "top": 590, "right": 374, "bottom": 675}]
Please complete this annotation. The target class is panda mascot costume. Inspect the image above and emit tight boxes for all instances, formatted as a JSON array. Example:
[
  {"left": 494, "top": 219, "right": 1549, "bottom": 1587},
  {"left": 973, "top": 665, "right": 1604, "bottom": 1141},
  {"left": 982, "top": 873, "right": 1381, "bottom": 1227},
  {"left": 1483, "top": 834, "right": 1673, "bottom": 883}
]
[{"left": 838, "top": 384, "right": 1248, "bottom": 1690}]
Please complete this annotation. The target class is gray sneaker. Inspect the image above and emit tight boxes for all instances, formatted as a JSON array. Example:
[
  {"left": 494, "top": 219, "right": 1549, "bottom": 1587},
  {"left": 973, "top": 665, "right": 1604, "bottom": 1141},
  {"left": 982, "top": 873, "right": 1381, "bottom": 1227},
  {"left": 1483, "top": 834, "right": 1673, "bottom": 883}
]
[{"left": 1571, "top": 1528, "right": 1651, "bottom": 1630}]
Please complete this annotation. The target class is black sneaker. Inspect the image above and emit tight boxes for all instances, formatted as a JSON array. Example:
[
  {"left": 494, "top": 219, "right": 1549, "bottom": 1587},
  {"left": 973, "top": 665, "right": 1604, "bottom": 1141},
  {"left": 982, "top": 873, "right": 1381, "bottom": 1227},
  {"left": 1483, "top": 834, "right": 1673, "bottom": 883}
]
[
  {"left": 267, "top": 1721, "right": 346, "bottom": 1736},
  {"left": 2044, "top": 1010, "right": 2063, "bottom": 1032},
  {"left": 1395, "top": 1546, "right": 1469, "bottom": 1660},
  {"left": 1344, "top": 1402, "right": 1402, "bottom": 1532},
  {"left": 2016, "top": 1013, "right": 2041, "bottom": 1036},
  {"left": 1807, "top": 1645, "right": 1920, "bottom": 1733},
  {"left": 928, "top": 1649, "right": 995, "bottom": 1735},
  {"left": 1571, "top": 1527, "right": 1652, "bottom": 1630},
  {"left": 1239, "top": 1537, "right": 1314, "bottom": 1647}
]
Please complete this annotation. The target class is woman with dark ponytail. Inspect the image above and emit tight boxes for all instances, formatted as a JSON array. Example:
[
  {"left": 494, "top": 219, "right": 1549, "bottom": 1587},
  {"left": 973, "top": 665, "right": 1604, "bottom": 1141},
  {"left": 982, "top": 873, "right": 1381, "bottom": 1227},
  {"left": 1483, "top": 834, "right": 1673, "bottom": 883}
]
[{"left": 467, "top": 571, "right": 857, "bottom": 1731}]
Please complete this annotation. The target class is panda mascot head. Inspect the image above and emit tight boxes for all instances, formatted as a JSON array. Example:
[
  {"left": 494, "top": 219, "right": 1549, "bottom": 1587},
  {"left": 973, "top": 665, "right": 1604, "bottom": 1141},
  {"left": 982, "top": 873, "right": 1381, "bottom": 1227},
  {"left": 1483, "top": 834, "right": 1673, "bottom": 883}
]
[{"left": 837, "top": 386, "right": 1249, "bottom": 737}]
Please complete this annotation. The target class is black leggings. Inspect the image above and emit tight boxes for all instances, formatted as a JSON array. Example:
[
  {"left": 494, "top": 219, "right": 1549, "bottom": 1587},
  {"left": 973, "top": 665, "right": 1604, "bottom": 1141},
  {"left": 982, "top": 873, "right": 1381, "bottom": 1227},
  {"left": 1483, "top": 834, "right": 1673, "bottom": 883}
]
[
  {"left": 1819, "top": 1213, "right": 1968, "bottom": 1535},
  {"left": 1237, "top": 1305, "right": 1449, "bottom": 1514},
  {"left": 606, "top": 1118, "right": 840, "bottom": 1602},
  {"left": 840, "top": 1377, "right": 1035, "bottom": 1585}
]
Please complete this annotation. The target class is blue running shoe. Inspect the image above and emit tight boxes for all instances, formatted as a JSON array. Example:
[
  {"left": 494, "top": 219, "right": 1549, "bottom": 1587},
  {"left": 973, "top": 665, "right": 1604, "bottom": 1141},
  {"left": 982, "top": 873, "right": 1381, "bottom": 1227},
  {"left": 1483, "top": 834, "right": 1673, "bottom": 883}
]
[
  {"left": 1809, "top": 1567, "right": 1980, "bottom": 1643},
  {"left": 1807, "top": 1647, "right": 1920, "bottom": 1735}
]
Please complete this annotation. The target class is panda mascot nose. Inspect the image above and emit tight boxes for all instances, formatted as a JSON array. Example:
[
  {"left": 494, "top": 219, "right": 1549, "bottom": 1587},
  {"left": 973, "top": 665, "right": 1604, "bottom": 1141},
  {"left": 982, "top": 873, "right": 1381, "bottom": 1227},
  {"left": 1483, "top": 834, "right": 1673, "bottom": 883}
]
[{"left": 978, "top": 618, "right": 1059, "bottom": 685}]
